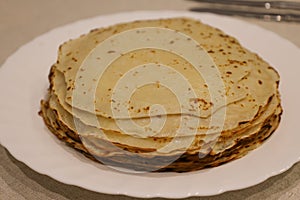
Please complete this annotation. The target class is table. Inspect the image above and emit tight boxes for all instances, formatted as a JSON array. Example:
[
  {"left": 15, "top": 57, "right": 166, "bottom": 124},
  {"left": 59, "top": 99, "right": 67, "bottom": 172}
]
[{"left": 1, "top": 0, "right": 300, "bottom": 199}]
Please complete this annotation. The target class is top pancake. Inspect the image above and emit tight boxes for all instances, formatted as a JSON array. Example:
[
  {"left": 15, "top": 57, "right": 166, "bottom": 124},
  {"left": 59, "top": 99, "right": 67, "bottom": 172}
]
[
  {"left": 53, "top": 17, "right": 280, "bottom": 138},
  {"left": 56, "top": 18, "right": 278, "bottom": 120}
]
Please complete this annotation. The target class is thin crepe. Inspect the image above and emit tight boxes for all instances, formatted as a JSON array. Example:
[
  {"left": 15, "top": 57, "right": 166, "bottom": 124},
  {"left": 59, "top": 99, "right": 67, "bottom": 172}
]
[
  {"left": 39, "top": 98, "right": 281, "bottom": 172},
  {"left": 56, "top": 18, "right": 278, "bottom": 121},
  {"left": 40, "top": 17, "right": 282, "bottom": 172}
]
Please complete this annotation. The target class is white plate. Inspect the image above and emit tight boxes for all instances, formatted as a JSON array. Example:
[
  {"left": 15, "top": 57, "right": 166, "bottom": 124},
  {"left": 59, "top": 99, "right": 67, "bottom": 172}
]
[{"left": 0, "top": 10, "right": 300, "bottom": 198}]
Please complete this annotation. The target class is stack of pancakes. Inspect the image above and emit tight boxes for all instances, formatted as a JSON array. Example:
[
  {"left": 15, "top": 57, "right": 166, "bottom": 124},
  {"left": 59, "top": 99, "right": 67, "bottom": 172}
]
[{"left": 40, "top": 18, "right": 282, "bottom": 172}]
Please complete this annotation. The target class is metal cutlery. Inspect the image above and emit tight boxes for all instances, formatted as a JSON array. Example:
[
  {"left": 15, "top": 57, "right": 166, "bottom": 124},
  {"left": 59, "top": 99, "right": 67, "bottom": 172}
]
[{"left": 188, "top": 0, "right": 300, "bottom": 22}]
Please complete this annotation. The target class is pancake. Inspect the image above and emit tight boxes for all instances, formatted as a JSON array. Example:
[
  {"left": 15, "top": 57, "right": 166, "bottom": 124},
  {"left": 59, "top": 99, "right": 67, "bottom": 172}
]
[
  {"left": 47, "top": 88, "right": 280, "bottom": 153},
  {"left": 39, "top": 17, "right": 282, "bottom": 172},
  {"left": 39, "top": 98, "right": 281, "bottom": 172},
  {"left": 51, "top": 65, "right": 278, "bottom": 138},
  {"left": 56, "top": 18, "right": 278, "bottom": 120}
]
